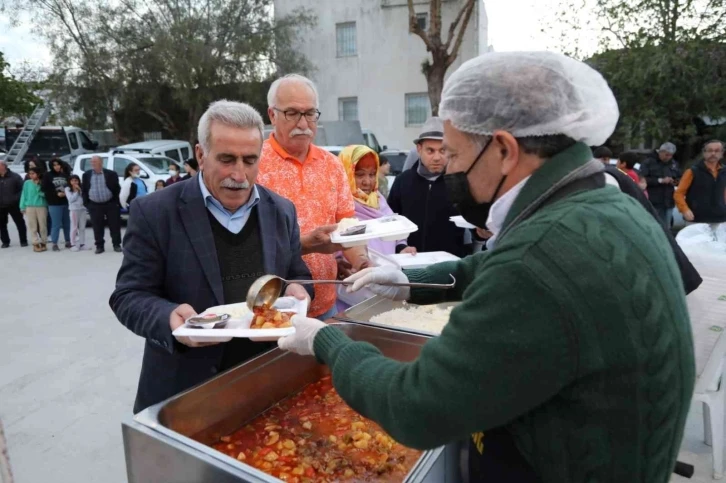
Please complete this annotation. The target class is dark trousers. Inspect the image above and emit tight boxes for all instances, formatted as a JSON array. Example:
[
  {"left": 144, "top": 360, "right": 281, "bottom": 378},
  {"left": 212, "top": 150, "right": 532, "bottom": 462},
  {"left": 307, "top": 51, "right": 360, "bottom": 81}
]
[
  {"left": 87, "top": 201, "right": 122, "bottom": 248},
  {"left": 0, "top": 203, "right": 27, "bottom": 245}
]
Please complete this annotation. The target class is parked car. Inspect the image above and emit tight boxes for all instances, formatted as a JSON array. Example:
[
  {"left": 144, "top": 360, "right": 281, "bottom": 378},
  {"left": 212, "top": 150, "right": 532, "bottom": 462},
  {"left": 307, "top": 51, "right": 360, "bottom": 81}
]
[
  {"left": 379, "top": 149, "right": 408, "bottom": 176},
  {"left": 114, "top": 140, "right": 193, "bottom": 164},
  {"left": 321, "top": 146, "right": 346, "bottom": 157},
  {"left": 73, "top": 151, "right": 182, "bottom": 197}
]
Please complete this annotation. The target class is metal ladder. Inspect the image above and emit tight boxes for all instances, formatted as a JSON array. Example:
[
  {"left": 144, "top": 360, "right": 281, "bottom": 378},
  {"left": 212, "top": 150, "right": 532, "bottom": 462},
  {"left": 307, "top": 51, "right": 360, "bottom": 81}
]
[{"left": 5, "top": 103, "right": 51, "bottom": 164}]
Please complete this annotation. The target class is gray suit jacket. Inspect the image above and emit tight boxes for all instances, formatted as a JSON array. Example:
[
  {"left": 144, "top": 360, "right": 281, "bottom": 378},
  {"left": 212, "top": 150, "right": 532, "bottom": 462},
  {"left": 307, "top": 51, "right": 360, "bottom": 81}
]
[{"left": 109, "top": 175, "right": 312, "bottom": 413}]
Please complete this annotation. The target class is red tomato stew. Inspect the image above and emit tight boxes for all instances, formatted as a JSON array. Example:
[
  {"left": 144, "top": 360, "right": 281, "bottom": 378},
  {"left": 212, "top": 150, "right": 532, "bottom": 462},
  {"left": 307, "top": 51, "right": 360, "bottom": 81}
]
[
  {"left": 212, "top": 376, "right": 421, "bottom": 482},
  {"left": 251, "top": 306, "right": 293, "bottom": 329}
]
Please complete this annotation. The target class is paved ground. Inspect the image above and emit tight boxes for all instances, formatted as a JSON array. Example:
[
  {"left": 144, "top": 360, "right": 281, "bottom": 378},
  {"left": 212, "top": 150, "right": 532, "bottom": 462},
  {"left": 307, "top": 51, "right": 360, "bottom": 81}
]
[
  {"left": 0, "top": 222, "right": 141, "bottom": 483},
  {"left": 0, "top": 221, "right": 722, "bottom": 482}
]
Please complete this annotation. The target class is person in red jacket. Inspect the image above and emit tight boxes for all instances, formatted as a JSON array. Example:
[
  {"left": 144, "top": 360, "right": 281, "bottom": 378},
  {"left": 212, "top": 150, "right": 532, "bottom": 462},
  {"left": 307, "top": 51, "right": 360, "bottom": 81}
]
[{"left": 617, "top": 151, "right": 648, "bottom": 196}]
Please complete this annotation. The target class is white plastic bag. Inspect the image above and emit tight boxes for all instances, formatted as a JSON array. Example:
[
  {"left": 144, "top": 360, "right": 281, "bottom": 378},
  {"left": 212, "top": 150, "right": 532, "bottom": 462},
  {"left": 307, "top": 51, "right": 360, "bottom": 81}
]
[
  {"left": 676, "top": 223, "right": 717, "bottom": 247},
  {"left": 714, "top": 223, "right": 726, "bottom": 243}
]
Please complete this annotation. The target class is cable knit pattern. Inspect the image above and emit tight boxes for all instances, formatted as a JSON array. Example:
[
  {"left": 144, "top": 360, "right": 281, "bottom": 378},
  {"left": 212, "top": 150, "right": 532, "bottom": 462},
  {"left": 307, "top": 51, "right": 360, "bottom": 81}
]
[{"left": 314, "top": 143, "right": 695, "bottom": 483}]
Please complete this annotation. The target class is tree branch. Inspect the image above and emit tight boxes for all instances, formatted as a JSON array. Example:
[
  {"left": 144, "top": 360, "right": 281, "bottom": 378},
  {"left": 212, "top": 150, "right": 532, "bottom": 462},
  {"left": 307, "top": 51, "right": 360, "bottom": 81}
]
[
  {"left": 445, "top": 0, "right": 476, "bottom": 67},
  {"left": 444, "top": 0, "right": 470, "bottom": 51},
  {"left": 407, "top": 0, "right": 433, "bottom": 50}
]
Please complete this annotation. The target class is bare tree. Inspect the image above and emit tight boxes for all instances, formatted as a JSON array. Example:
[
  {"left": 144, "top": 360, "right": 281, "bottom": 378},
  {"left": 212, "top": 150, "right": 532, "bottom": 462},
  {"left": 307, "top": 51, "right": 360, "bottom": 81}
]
[
  {"left": 407, "top": 0, "right": 477, "bottom": 116},
  {"left": 2, "top": 0, "right": 315, "bottom": 141}
]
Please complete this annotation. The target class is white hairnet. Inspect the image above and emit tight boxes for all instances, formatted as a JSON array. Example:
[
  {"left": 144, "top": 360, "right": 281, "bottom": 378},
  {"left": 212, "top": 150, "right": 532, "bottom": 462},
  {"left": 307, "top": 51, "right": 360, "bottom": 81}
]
[{"left": 439, "top": 51, "right": 619, "bottom": 146}]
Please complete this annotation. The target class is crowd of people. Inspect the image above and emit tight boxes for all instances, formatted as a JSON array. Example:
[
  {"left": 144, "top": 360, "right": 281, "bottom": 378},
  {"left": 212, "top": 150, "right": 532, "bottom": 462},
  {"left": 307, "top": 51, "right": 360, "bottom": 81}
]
[
  {"left": 591, "top": 141, "right": 726, "bottom": 227},
  {"left": 103, "top": 49, "right": 723, "bottom": 483},
  {"left": 0, "top": 152, "right": 205, "bottom": 253},
  {"left": 1, "top": 48, "right": 724, "bottom": 483}
]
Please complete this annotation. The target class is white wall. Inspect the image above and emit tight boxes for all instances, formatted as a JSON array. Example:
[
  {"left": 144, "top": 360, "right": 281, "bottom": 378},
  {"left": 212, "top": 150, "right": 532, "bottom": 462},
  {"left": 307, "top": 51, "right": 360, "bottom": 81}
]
[{"left": 274, "top": 0, "right": 485, "bottom": 149}]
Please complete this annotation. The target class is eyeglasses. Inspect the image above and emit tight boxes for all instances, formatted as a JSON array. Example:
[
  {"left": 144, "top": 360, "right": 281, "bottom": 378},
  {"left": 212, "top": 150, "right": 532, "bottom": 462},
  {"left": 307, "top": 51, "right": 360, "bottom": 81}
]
[{"left": 273, "top": 107, "right": 321, "bottom": 123}]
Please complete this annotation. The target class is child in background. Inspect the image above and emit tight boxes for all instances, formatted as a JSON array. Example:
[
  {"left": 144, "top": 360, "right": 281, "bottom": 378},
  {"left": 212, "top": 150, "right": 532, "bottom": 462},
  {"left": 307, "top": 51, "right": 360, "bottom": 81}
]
[
  {"left": 155, "top": 180, "right": 166, "bottom": 191},
  {"left": 64, "top": 174, "right": 88, "bottom": 252},
  {"left": 617, "top": 151, "right": 648, "bottom": 196},
  {"left": 19, "top": 167, "right": 48, "bottom": 252}
]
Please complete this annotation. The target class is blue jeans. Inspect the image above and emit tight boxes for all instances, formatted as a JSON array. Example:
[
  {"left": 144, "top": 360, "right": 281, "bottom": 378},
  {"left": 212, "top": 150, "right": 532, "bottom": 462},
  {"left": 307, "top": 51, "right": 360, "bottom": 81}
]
[
  {"left": 48, "top": 205, "right": 71, "bottom": 244},
  {"left": 316, "top": 305, "right": 339, "bottom": 321},
  {"left": 654, "top": 205, "right": 673, "bottom": 229}
]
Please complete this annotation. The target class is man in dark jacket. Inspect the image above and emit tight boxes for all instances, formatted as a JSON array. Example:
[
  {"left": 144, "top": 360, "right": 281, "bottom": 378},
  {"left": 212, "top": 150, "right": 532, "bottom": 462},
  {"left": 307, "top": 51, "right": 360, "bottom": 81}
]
[
  {"left": 674, "top": 140, "right": 726, "bottom": 224},
  {"left": 604, "top": 164, "right": 702, "bottom": 295},
  {"left": 110, "top": 100, "right": 313, "bottom": 413},
  {"left": 0, "top": 159, "right": 28, "bottom": 248},
  {"left": 388, "top": 117, "right": 466, "bottom": 256},
  {"left": 82, "top": 155, "right": 122, "bottom": 254},
  {"left": 640, "top": 142, "right": 681, "bottom": 226}
]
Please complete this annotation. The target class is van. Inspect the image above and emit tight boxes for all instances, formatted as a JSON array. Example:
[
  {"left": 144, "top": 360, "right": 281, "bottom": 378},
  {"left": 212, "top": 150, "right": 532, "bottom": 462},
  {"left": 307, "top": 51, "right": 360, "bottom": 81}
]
[
  {"left": 3, "top": 126, "right": 98, "bottom": 165},
  {"left": 114, "top": 140, "right": 193, "bottom": 164}
]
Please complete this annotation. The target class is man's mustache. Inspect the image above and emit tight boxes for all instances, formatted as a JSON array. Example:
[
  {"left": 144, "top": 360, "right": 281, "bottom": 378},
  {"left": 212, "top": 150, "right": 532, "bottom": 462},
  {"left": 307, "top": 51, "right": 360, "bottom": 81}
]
[
  {"left": 291, "top": 128, "right": 314, "bottom": 137},
  {"left": 221, "top": 178, "right": 250, "bottom": 189}
]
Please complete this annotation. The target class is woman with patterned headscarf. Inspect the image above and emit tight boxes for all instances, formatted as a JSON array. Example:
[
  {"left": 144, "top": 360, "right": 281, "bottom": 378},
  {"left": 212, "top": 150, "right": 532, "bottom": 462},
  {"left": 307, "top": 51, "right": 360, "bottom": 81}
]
[{"left": 338, "top": 145, "right": 416, "bottom": 256}]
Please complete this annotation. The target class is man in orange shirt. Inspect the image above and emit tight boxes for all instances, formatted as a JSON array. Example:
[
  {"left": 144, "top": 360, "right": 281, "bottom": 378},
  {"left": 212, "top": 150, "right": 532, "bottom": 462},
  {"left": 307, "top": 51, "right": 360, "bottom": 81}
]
[
  {"left": 257, "top": 74, "right": 372, "bottom": 319},
  {"left": 674, "top": 140, "right": 726, "bottom": 224}
]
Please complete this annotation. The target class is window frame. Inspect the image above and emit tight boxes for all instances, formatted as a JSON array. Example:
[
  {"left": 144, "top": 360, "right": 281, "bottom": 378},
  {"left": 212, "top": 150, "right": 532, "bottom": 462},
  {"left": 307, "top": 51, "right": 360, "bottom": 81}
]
[
  {"left": 164, "top": 149, "right": 181, "bottom": 162},
  {"left": 338, "top": 97, "right": 359, "bottom": 121},
  {"left": 405, "top": 93, "right": 431, "bottom": 127},
  {"left": 112, "top": 156, "right": 134, "bottom": 177},
  {"left": 78, "top": 131, "right": 95, "bottom": 150},
  {"left": 68, "top": 132, "right": 79, "bottom": 150},
  {"left": 416, "top": 12, "right": 428, "bottom": 31},
  {"left": 336, "top": 22, "right": 358, "bottom": 57}
]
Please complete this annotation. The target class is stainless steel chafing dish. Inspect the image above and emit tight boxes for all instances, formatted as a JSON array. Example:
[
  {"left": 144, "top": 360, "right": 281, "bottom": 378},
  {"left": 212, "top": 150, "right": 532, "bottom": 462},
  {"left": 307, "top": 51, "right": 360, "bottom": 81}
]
[
  {"left": 123, "top": 323, "right": 462, "bottom": 483},
  {"left": 335, "top": 295, "right": 458, "bottom": 337}
]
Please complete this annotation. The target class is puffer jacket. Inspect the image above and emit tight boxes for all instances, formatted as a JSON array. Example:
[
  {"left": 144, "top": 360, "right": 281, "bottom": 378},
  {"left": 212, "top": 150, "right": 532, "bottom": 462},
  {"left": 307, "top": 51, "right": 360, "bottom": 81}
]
[{"left": 0, "top": 169, "right": 24, "bottom": 207}]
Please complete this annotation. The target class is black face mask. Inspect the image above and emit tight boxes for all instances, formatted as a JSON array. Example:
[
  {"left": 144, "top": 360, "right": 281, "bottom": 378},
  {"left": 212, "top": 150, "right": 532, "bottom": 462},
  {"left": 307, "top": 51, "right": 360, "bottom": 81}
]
[{"left": 444, "top": 138, "right": 507, "bottom": 229}]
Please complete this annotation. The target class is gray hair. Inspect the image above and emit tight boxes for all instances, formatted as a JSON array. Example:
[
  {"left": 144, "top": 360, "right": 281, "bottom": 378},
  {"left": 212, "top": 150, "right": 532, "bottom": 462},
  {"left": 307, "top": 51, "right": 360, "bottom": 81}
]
[
  {"left": 465, "top": 133, "right": 576, "bottom": 159},
  {"left": 267, "top": 74, "right": 319, "bottom": 109},
  {"left": 659, "top": 142, "right": 677, "bottom": 154},
  {"left": 0, "top": 158, "right": 7, "bottom": 166},
  {"left": 703, "top": 139, "right": 724, "bottom": 151},
  {"left": 197, "top": 100, "right": 264, "bottom": 153}
]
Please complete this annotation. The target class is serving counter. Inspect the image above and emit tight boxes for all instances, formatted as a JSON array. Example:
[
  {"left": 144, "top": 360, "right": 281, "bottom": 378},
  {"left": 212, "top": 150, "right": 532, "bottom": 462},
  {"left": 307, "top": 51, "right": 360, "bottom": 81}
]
[{"left": 123, "top": 323, "right": 462, "bottom": 483}]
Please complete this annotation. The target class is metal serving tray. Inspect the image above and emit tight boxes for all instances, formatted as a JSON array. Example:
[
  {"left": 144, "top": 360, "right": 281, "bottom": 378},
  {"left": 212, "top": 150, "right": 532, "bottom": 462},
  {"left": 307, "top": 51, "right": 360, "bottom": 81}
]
[
  {"left": 123, "top": 323, "right": 462, "bottom": 483},
  {"left": 336, "top": 295, "right": 458, "bottom": 337}
]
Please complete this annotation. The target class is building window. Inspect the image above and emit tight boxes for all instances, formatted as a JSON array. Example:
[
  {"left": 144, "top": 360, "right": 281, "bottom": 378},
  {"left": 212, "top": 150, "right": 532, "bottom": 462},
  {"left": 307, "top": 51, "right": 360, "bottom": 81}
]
[
  {"left": 416, "top": 12, "right": 428, "bottom": 31},
  {"left": 338, "top": 97, "right": 359, "bottom": 121},
  {"left": 405, "top": 93, "right": 430, "bottom": 126},
  {"left": 336, "top": 22, "right": 357, "bottom": 57}
]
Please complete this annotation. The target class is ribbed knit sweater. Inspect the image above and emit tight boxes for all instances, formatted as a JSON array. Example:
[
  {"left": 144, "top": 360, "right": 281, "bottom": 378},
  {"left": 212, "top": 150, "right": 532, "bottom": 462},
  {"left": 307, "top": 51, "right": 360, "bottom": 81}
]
[{"left": 314, "top": 142, "right": 695, "bottom": 483}]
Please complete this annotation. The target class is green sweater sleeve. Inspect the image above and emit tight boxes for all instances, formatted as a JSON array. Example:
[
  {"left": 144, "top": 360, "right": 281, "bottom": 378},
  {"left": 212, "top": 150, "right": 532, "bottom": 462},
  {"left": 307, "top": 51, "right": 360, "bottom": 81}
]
[
  {"left": 404, "top": 252, "right": 490, "bottom": 305},
  {"left": 314, "top": 259, "right": 577, "bottom": 450},
  {"left": 19, "top": 182, "right": 29, "bottom": 211}
]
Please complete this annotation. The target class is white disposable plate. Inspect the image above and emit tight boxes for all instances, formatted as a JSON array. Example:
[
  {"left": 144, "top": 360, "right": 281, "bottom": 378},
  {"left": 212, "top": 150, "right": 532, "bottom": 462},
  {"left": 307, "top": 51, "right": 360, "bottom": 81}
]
[
  {"left": 449, "top": 216, "right": 476, "bottom": 229},
  {"left": 172, "top": 297, "right": 308, "bottom": 343},
  {"left": 388, "top": 251, "right": 461, "bottom": 270},
  {"left": 336, "top": 249, "right": 401, "bottom": 307},
  {"left": 331, "top": 215, "right": 418, "bottom": 248}
]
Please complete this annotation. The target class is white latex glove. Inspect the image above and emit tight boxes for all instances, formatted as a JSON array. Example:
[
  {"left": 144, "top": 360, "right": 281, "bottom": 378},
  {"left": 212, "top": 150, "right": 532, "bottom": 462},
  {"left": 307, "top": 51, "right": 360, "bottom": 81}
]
[
  {"left": 277, "top": 315, "right": 326, "bottom": 356},
  {"left": 344, "top": 266, "right": 410, "bottom": 301}
]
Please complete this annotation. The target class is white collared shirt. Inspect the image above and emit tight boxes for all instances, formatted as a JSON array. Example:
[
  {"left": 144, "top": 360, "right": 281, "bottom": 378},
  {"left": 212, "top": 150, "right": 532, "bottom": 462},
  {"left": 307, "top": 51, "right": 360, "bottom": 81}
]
[
  {"left": 485, "top": 176, "right": 531, "bottom": 249},
  {"left": 198, "top": 172, "right": 260, "bottom": 234}
]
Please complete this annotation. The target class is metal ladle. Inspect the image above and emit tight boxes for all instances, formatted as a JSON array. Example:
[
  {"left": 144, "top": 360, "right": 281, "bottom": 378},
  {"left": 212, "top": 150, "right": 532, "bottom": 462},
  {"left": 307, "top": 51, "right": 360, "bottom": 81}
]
[{"left": 246, "top": 274, "right": 457, "bottom": 310}]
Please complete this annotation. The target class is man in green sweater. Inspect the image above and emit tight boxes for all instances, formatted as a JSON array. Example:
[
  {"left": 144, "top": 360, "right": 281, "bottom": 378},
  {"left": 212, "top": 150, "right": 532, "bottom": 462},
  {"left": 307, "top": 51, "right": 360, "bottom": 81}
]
[{"left": 278, "top": 52, "right": 695, "bottom": 483}]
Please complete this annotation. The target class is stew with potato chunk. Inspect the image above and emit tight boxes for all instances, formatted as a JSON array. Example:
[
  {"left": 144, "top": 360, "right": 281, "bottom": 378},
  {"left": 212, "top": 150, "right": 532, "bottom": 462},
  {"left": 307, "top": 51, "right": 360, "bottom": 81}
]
[
  {"left": 252, "top": 306, "right": 293, "bottom": 329},
  {"left": 212, "top": 376, "right": 421, "bottom": 482}
]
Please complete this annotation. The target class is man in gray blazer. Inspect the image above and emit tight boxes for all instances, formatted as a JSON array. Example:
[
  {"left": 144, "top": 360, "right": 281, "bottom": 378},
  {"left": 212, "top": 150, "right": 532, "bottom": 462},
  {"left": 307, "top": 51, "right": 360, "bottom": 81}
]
[{"left": 110, "top": 100, "right": 313, "bottom": 413}]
